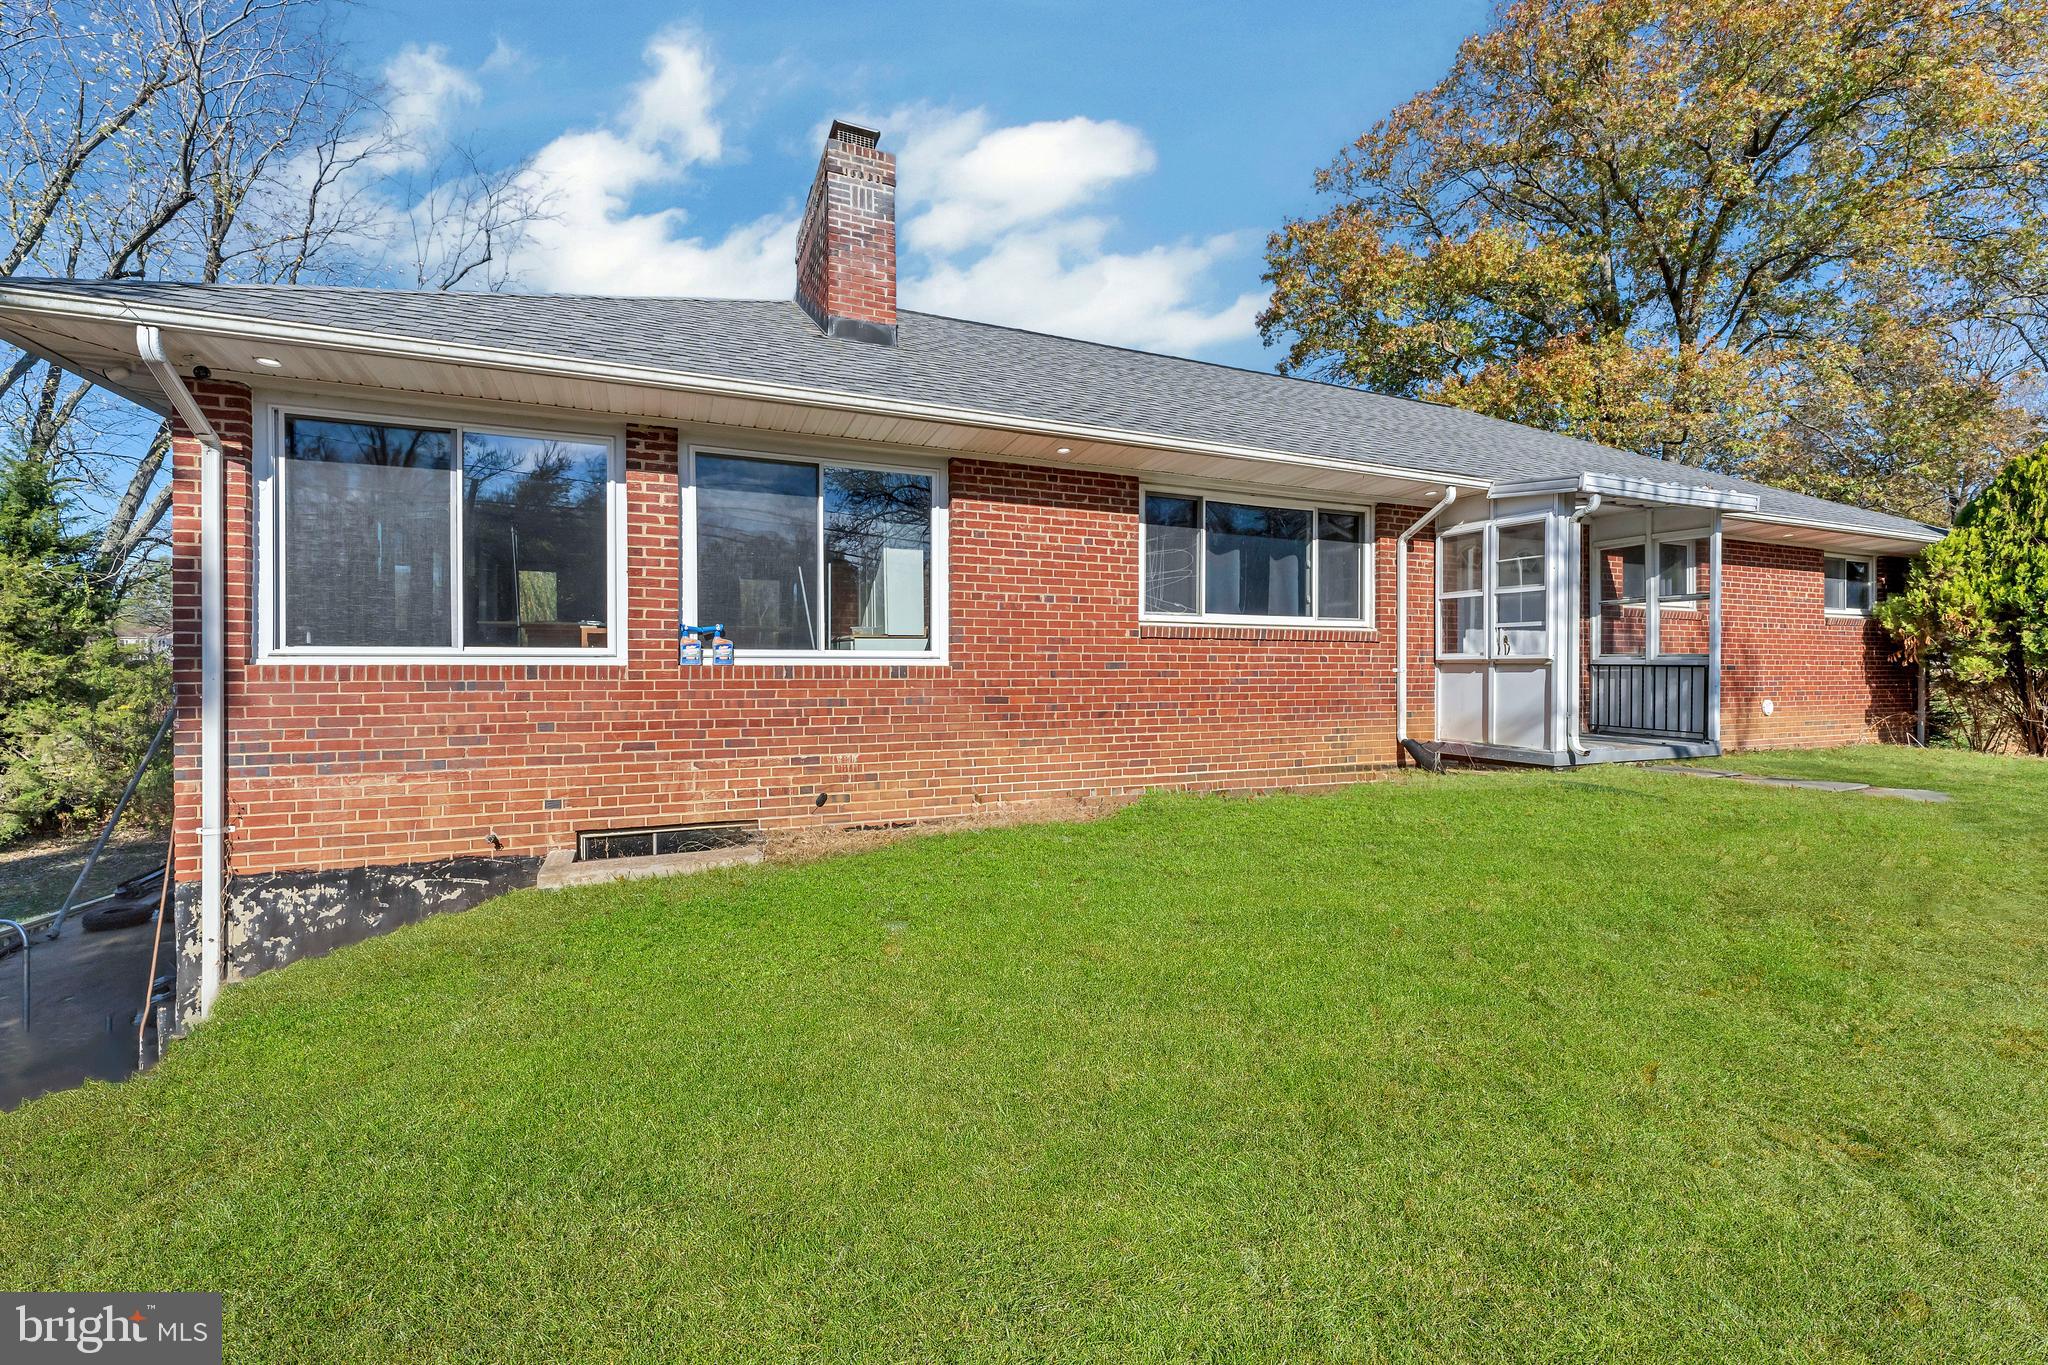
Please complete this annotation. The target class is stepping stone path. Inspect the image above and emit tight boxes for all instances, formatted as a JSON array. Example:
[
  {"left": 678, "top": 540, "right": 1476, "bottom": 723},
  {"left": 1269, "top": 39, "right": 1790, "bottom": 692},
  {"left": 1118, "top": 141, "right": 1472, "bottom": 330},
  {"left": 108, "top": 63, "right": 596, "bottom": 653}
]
[{"left": 1641, "top": 765, "right": 1953, "bottom": 803}]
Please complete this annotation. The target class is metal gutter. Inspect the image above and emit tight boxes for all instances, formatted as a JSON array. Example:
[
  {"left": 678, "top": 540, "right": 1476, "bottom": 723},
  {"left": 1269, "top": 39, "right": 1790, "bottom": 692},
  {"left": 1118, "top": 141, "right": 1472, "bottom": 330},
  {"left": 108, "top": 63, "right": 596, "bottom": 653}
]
[
  {"left": 0, "top": 286, "right": 1948, "bottom": 547},
  {"left": 0, "top": 287, "right": 1487, "bottom": 497},
  {"left": 135, "top": 324, "right": 224, "bottom": 1024}
]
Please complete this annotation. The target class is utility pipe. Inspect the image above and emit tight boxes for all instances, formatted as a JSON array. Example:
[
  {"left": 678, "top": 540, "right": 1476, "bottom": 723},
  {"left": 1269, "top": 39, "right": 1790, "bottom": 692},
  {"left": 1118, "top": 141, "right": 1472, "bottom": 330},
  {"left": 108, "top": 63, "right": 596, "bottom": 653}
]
[
  {"left": 136, "top": 325, "right": 223, "bottom": 1023},
  {"left": 1563, "top": 494, "right": 1603, "bottom": 754},
  {"left": 1396, "top": 488, "right": 1459, "bottom": 755}
]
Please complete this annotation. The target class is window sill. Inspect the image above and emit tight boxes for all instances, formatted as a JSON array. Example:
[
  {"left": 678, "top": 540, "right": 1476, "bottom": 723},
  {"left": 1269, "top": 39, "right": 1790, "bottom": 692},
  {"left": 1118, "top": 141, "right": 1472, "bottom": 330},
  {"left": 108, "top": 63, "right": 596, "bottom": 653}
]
[
  {"left": 255, "top": 649, "right": 627, "bottom": 668},
  {"left": 1824, "top": 610, "right": 1874, "bottom": 621},
  {"left": 1139, "top": 614, "right": 1377, "bottom": 631},
  {"left": 1141, "top": 620, "right": 1380, "bottom": 643},
  {"left": 715, "top": 652, "right": 950, "bottom": 668}
]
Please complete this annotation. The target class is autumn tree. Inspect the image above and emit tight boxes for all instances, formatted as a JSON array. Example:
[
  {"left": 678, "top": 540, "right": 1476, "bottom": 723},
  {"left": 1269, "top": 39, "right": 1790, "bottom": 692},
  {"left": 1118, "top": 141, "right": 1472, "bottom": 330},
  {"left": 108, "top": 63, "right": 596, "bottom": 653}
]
[{"left": 1260, "top": 0, "right": 2048, "bottom": 523}]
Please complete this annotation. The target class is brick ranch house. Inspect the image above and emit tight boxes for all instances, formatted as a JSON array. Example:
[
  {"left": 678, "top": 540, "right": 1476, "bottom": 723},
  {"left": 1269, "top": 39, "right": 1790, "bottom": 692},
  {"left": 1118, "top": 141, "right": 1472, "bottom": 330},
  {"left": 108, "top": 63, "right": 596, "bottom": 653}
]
[{"left": 0, "top": 122, "right": 1939, "bottom": 1030}]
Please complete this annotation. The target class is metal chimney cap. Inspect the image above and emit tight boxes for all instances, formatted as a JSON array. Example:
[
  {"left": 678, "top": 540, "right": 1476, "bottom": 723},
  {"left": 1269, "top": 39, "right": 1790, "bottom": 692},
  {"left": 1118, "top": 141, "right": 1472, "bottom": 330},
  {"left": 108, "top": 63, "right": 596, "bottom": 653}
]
[{"left": 828, "top": 119, "right": 882, "bottom": 149}]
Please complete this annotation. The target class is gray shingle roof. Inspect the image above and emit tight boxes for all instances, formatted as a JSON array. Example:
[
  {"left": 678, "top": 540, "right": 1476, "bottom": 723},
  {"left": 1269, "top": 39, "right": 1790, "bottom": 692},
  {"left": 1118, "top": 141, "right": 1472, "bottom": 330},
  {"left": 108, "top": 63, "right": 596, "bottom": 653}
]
[{"left": 0, "top": 278, "right": 1938, "bottom": 540}]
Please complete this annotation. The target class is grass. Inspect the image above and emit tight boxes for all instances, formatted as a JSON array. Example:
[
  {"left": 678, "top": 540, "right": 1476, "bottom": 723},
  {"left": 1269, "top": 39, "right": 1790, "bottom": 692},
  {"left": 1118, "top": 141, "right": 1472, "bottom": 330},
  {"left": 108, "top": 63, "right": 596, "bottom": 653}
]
[
  {"left": 0, "top": 828, "right": 165, "bottom": 923},
  {"left": 2, "top": 747, "right": 2045, "bottom": 1361}
]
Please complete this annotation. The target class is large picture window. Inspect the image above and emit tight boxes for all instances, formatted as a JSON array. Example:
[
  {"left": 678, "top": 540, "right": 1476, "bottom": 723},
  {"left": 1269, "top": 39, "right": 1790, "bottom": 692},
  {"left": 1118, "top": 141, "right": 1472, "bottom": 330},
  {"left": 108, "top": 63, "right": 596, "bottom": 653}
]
[
  {"left": 689, "top": 449, "right": 940, "bottom": 658},
  {"left": 271, "top": 412, "right": 618, "bottom": 656},
  {"left": 1141, "top": 490, "right": 1372, "bottom": 624}
]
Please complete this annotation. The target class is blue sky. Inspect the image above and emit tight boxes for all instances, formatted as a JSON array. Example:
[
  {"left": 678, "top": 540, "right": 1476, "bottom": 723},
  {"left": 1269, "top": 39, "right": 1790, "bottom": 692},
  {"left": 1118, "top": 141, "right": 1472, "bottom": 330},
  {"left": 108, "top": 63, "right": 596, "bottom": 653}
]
[{"left": 341, "top": 0, "right": 1489, "bottom": 371}]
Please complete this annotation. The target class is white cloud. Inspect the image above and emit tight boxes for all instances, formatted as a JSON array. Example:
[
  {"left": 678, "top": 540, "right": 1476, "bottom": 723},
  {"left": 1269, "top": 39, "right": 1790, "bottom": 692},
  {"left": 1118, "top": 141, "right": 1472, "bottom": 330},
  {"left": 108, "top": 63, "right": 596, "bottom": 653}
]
[
  {"left": 486, "top": 34, "right": 1259, "bottom": 354},
  {"left": 507, "top": 29, "right": 791, "bottom": 296},
  {"left": 891, "top": 110, "right": 1156, "bottom": 254},
  {"left": 479, "top": 37, "right": 532, "bottom": 77},
  {"left": 372, "top": 45, "right": 481, "bottom": 173},
  {"left": 906, "top": 220, "right": 1263, "bottom": 354},
  {"left": 628, "top": 27, "right": 724, "bottom": 163}
]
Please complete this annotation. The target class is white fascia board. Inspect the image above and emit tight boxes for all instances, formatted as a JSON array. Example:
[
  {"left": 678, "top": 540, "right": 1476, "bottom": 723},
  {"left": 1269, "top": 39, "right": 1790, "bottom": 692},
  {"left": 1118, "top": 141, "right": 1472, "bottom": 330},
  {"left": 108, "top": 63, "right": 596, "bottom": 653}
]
[
  {"left": 0, "top": 288, "right": 1487, "bottom": 495},
  {"left": 1721, "top": 513, "right": 1944, "bottom": 552},
  {"left": 1491, "top": 471, "right": 1761, "bottom": 512}
]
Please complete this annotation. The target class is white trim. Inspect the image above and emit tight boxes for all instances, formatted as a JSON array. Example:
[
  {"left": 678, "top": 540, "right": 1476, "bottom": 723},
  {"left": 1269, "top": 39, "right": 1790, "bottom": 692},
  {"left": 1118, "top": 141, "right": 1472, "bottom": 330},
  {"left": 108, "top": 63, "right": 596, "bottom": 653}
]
[
  {"left": 1727, "top": 511, "right": 1941, "bottom": 547},
  {"left": 1434, "top": 523, "right": 1486, "bottom": 661},
  {"left": 0, "top": 287, "right": 1482, "bottom": 496},
  {"left": 1822, "top": 554, "right": 1878, "bottom": 618},
  {"left": 682, "top": 439, "right": 950, "bottom": 667},
  {"left": 1589, "top": 533, "right": 1710, "bottom": 661},
  {"left": 255, "top": 397, "right": 628, "bottom": 666},
  {"left": 1491, "top": 471, "right": 1761, "bottom": 513},
  {"left": 1137, "top": 482, "right": 1376, "bottom": 629}
]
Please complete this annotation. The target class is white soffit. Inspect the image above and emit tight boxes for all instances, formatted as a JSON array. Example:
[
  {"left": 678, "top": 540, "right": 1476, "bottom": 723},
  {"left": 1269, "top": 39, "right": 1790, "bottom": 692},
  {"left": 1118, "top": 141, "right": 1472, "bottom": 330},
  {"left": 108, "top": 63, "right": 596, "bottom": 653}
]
[{"left": 0, "top": 303, "right": 1464, "bottom": 506}]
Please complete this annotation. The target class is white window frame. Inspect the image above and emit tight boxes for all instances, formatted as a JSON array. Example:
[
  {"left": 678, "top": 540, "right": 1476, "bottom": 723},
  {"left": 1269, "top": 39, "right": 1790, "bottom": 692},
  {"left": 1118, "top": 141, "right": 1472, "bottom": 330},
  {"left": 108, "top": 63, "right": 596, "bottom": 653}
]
[
  {"left": 1824, "top": 554, "right": 1877, "bottom": 618},
  {"left": 1591, "top": 534, "right": 1707, "bottom": 661},
  {"left": 1487, "top": 514, "right": 1552, "bottom": 660},
  {"left": 1652, "top": 539, "right": 1701, "bottom": 611},
  {"left": 1138, "top": 484, "right": 1376, "bottom": 629},
  {"left": 1434, "top": 524, "right": 1488, "bottom": 660},
  {"left": 254, "top": 399, "right": 628, "bottom": 665},
  {"left": 682, "top": 441, "right": 950, "bottom": 667}
]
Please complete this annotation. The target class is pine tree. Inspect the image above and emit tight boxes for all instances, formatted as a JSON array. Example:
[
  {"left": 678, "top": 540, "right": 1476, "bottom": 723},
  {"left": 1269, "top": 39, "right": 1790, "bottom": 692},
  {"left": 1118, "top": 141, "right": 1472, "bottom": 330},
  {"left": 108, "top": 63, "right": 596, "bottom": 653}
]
[
  {"left": 0, "top": 452, "right": 169, "bottom": 843},
  {"left": 1878, "top": 445, "right": 2048, "bottom": 754}
]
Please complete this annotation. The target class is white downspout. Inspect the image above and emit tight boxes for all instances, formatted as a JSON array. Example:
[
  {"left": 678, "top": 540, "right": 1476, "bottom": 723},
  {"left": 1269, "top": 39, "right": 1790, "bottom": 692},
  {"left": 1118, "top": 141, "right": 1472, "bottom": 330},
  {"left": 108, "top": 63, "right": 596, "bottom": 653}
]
[
  {"left": 1564, "top": 493, "right": 1603, "bottom": 753},
  {"left": 1397, "top": 487, "right": 1459, "bottom": 754},
  {"left": 137, "top": 325, "right": 224, "bottom": 1022},
  {"left": 1708, "top": 512, "right": 1724, "bottom": 753}
]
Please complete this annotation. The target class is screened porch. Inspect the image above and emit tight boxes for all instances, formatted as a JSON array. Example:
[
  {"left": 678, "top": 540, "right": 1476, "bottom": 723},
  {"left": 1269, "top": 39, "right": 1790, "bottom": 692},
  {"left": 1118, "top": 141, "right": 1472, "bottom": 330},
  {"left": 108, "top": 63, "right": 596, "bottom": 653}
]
[{"left": 1412, "top": 474, "right": 1760, "bottom": 769}]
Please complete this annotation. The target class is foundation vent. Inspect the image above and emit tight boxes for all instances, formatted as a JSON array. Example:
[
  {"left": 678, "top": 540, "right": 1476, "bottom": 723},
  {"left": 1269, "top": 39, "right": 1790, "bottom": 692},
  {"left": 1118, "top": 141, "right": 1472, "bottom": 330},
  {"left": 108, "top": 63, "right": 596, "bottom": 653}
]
[{"left": 576, "top": 822, "right": 756, "bottom": 862}]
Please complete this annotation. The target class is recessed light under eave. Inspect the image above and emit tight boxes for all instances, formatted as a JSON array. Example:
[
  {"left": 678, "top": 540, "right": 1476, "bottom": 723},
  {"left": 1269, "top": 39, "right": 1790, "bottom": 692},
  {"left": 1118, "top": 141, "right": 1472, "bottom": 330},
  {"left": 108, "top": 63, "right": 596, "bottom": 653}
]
[{"left": 254, "top": 357, "right": 284, "bottom": 369}]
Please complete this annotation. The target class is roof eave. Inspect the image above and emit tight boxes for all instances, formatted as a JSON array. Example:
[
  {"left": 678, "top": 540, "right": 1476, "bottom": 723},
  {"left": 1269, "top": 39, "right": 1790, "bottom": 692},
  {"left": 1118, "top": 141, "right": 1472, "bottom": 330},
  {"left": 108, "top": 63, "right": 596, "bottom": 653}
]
[{"left": 0, "top": 284, "right": 1487, "bottom": 498}]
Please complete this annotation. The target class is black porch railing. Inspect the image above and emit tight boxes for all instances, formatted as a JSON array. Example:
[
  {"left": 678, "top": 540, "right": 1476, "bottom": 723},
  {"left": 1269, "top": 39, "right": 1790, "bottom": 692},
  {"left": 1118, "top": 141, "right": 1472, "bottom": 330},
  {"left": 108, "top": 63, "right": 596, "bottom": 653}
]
[{"left": 1589, "top": 661, "right": 1710, "bottom": 741}]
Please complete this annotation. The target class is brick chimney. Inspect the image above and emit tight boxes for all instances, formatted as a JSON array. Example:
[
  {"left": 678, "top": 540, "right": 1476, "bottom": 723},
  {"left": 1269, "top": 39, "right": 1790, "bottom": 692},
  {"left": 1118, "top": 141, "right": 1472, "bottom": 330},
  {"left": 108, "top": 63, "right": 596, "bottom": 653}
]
[{"left": 795, "top": 120, "right": 897, "bottom": 345}]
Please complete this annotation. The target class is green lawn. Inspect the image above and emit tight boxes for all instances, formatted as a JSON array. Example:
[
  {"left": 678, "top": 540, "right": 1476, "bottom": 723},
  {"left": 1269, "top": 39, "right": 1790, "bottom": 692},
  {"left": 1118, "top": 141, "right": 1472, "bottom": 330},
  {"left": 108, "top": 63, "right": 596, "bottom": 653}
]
[{"left": 3, "top": 748, "right": 2045, "bottom": 1361}]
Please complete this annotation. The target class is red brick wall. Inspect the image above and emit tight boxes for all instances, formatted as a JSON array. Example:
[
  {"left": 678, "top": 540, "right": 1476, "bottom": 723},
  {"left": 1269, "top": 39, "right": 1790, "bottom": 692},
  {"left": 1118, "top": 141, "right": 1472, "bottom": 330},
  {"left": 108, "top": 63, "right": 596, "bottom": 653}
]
[
  {"left": 171, "top": 386, "right": 1440, "bottom": 882},
  {"left": 1718, "top": 541, "right": 1915, "bottom": 749},
  {"left": 1575, "top": 527, "right": 1915, "bottom": 748},
  {"left": 168, "top": 380, "right": 255, "bottom": 883},
  {"left": 169, "top": 382, "right": 1916, "bottom": 890}
]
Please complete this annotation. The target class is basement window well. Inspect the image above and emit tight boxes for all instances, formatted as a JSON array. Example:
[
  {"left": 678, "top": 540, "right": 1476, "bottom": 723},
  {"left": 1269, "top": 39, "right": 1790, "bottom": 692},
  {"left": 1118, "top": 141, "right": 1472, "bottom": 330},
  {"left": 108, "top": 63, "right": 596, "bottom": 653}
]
[{"left": 576, "top": 823, "right": 756, "bottom": 862}]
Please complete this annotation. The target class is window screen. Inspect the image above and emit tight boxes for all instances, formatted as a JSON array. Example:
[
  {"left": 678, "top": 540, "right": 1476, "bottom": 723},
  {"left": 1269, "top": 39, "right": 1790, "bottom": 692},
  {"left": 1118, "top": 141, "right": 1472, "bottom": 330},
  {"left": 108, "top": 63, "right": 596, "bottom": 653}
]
[
  {"left": 462, "top": 432, "right": 612, "bottom": 649},
  {"left": 1204, "top": 501, "right": 1310, "bottom": 617},
  {"left": 825, "top": 467, "right": 932, "bottom": 650},
  {"left": 1142, "top": 494, "right": 1201, "bottom": 614},
  {"left": 1316, "top": 511, "right": 1367, "bottom": 620},
  {"left": 282, "top": 417, "right": 455, "bottom": 647}
]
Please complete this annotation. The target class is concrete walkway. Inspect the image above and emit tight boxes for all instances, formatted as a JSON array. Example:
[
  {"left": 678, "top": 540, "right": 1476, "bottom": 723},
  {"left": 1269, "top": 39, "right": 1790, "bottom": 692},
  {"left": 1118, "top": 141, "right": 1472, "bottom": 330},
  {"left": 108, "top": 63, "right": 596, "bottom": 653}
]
[{"left": 1643, "top": 765, "right": 1952, "bottom": 803}]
